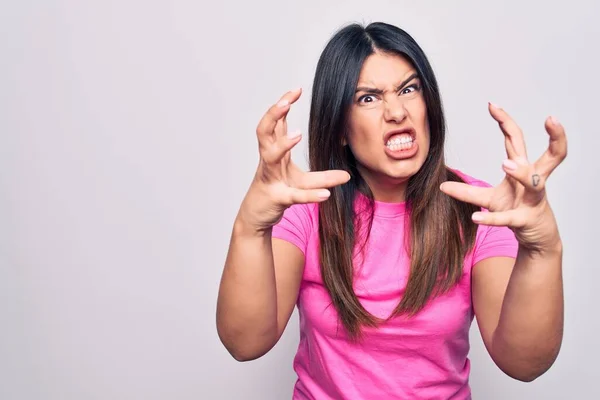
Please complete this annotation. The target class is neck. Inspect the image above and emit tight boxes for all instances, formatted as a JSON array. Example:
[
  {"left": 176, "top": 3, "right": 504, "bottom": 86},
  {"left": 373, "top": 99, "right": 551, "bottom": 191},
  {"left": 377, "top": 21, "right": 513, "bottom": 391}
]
[{"left": 357, "top": 167, "right": 408, "bottom": 203}]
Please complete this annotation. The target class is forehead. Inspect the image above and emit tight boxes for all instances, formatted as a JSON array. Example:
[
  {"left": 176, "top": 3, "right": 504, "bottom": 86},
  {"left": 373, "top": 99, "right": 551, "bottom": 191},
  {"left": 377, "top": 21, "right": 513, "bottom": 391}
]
[{"left": 357, "top": 52, "right": 416, "bottom": 86}]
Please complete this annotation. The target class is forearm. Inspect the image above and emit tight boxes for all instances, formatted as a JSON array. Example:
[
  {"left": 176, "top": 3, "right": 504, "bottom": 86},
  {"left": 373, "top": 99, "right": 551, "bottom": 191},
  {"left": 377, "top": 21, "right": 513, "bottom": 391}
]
[
  {"left": 216, "top": 217, "right": 278, "bottom": 361},
  {"left": 492, "top": 240, "right": 564, "bottom": 381}
]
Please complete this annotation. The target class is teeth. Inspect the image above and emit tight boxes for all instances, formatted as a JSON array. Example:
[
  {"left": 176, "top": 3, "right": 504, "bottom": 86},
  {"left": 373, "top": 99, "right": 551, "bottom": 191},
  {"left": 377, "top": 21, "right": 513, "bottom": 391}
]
[
  {"left": 387, "top": 142, "right": 414, "bottom": 151},
  {"left": 386, "top": 134, "right": 414, "bottom": 149}
]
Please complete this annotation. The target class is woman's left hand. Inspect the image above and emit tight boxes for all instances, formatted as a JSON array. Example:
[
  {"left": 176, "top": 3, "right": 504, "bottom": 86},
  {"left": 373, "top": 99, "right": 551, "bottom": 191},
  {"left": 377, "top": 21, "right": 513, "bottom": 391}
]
[{"left": 440, "top": 103, "right": 568, "bottom": 253}]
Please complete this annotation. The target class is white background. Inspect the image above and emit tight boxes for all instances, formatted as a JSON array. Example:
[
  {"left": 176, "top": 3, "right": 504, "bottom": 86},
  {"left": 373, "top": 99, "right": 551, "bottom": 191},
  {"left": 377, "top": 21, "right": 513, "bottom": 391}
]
[{"left": 1, "top": 1, "right": 598, "bottom": 398}]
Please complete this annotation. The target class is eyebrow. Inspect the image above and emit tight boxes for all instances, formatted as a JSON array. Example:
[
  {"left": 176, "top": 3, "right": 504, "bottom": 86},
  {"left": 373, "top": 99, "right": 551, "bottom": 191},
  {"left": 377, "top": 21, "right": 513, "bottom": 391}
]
[{"left": 355, "top": 72, "right": 420, "bottom": 94}]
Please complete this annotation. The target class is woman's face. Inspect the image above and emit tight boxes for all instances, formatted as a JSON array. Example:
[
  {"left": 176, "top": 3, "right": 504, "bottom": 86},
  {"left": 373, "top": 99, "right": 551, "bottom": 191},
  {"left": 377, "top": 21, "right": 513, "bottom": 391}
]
[{"left": 346, "top": 51, "right": 430, "bottom": 201}]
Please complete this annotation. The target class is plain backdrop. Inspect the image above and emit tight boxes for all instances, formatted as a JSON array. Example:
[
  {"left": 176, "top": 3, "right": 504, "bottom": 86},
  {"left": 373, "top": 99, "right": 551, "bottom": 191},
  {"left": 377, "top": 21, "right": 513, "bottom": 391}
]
[{"left": 1, "top": 1, "right": 598, "bottom": 399}]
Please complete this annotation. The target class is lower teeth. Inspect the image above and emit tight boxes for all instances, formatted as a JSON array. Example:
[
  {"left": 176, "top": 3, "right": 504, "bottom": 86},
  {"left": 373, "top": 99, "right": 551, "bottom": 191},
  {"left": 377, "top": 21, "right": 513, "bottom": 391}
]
[{"left": 387, "top": 142, "right": 413, "bottom": 151}]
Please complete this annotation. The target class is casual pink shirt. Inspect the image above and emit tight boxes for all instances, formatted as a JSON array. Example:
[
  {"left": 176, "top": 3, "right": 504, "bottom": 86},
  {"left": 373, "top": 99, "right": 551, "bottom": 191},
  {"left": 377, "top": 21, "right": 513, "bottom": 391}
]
[{"left": 271, "top": 171, "right": 519, "bottom": 399}]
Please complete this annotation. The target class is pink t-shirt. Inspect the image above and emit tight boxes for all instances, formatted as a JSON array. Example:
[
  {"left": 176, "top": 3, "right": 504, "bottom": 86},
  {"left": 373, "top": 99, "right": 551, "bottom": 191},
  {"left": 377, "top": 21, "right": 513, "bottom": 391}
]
[{"left": 271, "top": 171, "right": 519, "bottom": 400}]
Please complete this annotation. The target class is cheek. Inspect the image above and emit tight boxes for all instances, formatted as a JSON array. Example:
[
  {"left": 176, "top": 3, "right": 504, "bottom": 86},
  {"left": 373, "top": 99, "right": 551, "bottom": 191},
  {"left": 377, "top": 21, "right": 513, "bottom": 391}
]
[
  {"left": 408, "top": 101, "right": 430, "bottom": 145},
  {"left": 347, "top": 111, "right": 383, "bottom": 148},
  {"left": 422, "top": 120, "right": 431, "bottom": 148},
  {"left": 409, "top": 99, "right": 427, "bottom": 123}
]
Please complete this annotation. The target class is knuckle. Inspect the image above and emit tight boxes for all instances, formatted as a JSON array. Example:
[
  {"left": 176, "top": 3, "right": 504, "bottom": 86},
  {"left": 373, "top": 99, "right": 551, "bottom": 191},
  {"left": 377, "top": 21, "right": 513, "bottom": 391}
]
[
  {"left": 560, "top": 149, "right": 568, "bottom": 160},
  {"left": 256, "top": 124, "right": 269, "bottom": 137},
  {"left": 258, "top": 142, "right": 267, "bottom": 155},
  {"left": 531, "top": 181, "right": 545, "bottom": 192}
]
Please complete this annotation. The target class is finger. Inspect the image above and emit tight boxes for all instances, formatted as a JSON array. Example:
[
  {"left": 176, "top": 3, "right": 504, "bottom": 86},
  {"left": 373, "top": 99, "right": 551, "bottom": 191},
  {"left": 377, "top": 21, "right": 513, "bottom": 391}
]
[
  {"left": 293, "top": 169, "right": 351, "bottom": 190},
  {"left": 534, "top": 116, "right": 568, "bottom": 178},
  {"left": 502, "top": 158, "right": 546, "bottom": 193},
  {"left": 439, "top": 181, "right": 493, "bottom": 209},
  {"left": 274, "top": 116, "right": 287, "bottom": 139},
  {"left": 283, "top": 187, "right": 332, "bottom": 206},
  {"left": 488, "top": 103, "right": 529, "bottom": 161},
  {"left": 256, "top": 88, "right": 303, "bottom": 142},
  {"left": 262, "top": 129, "right": 303, "bottom": 164},
  {"left": 504, "top": 135, "right": 517, "bottom": 160},
  {"left": 472, "top": 208, "right": 527, "bottom": 228}
]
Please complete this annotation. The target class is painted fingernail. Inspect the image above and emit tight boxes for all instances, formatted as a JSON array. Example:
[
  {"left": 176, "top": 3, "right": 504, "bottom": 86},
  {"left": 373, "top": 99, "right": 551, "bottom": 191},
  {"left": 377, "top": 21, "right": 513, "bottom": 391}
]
[
  {"left": 287, "top": 129, "right": 302, "bottom": 139},
  {"left": 472, "top": 213, "right": 484, "bottom": 222},
  {"left": 277, "top": 99, "right": 290, "bottom": 107},
  {"left": 502, "top": 159, "right": 518, "bottom": 171},
  {"left": 550, "top": 116, "right": 560, "bottom": 126},
  {"left": 318, "top": 190, "right": 331, "bottom": 199}
]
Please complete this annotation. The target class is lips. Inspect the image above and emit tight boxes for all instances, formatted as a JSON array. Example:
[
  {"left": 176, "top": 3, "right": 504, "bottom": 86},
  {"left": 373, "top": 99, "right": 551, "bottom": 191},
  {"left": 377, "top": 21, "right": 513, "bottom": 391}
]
[{"left": 383, "top": 128, "right": 416, "bottom": 144}]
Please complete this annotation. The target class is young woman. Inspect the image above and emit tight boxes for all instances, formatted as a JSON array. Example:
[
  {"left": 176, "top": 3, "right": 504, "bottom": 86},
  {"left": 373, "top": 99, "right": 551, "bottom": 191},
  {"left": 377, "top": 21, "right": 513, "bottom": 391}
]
[{"left": 216, "top": 22, "right": 566, "bottom": 399}]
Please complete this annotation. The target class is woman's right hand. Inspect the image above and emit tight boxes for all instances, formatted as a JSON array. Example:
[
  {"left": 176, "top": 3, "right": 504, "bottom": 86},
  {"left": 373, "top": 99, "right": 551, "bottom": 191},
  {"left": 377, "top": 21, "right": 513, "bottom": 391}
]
[{"left": 238, "top": 88, "right": 351, "bottom": 232}]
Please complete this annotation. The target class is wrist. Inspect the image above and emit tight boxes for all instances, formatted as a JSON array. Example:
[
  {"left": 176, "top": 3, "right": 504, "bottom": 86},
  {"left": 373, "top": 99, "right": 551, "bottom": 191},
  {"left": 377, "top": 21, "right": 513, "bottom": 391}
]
[
  {"left": 516, "top": 205, "right": 563, "bottom": 257},
  {"left": 233, "top": 212, "right": 273, "bottom": 238},
  {"left": 519, "top": 237, "right": 563, "bottom": 260}
]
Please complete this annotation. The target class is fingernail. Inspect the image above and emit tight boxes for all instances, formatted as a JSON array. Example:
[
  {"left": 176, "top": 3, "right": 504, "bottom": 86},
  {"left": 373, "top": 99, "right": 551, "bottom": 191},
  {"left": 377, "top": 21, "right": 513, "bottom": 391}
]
[
  {"left": 550, "top": 116, "right": 560, "bottom": 126},
  {"left": 287, "top": 129, "right": 302, "bottom": 139},
  {"left": 489, "top": 102, "right": 500, "bottom": 109},
  {"left": 318, "top": 190, "right": 331, "bottom": 199},
  {"left": 277, "top": 99, "right": 290, "bottom": 107},
  {"left": 472, "top": 213, "right": 484, "bottom": 222},
  {"left": 502, "top": 159, "right": 518, "bottom": 171}
]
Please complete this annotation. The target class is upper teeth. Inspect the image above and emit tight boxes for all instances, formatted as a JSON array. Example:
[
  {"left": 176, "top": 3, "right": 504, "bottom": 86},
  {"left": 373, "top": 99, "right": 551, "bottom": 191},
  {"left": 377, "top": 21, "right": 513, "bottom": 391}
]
[{"left": 387, "top": 135, "right": 413, "bottom": 146}]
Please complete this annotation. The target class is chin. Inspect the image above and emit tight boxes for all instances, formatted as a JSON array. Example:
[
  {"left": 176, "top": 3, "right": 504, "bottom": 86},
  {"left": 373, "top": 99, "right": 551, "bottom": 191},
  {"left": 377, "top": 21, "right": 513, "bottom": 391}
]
[
  {"left": 375, "top": 169, "right": 415, "bottom": 185},
  {"left": 356, "top": 154, "right": 427, "bottom": 187},
  {"left": 385, "top": 160, "right": 423, "bottom": 180}
]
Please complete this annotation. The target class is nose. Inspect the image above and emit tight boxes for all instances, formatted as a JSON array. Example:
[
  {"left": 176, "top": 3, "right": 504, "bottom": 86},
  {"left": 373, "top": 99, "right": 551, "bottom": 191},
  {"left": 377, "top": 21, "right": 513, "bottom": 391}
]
[{"left": 383, "top": 97, "right": 407, "bottom": 123}]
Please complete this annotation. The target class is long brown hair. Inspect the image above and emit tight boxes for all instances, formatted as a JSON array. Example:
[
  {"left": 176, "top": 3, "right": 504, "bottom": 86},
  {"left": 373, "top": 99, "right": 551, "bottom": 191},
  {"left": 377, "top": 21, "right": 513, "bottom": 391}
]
[{"left": 308, "top": 22, "right": 479, "bottom": 340}]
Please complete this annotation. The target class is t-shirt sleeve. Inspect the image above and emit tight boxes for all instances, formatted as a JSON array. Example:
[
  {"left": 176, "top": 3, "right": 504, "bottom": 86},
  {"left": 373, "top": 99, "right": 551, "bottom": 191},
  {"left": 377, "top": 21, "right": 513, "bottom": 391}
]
[
  {"left": 472, "top": 223, "right": 519, "bottom": 266},
  {"left": 271, "top": 204, "right": 314, "bottom": 255}
]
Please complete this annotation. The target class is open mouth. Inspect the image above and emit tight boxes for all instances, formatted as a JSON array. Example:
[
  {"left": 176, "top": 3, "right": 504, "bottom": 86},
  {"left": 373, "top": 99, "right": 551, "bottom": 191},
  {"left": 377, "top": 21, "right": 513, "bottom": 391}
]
[
  {"left": 385, "top": 133, "right": 415, "bottom": 151},
  {"left": 384, "top": 128, "right": 416, "bottom": 152}
]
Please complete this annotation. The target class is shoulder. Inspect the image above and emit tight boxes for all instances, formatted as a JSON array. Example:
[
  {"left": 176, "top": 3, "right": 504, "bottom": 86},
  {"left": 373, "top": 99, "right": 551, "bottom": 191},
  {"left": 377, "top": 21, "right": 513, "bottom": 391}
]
[
  {"left": 282, "top": 202, "right": 319, "bottom": 225},
  {"left": 272, "top": 203, "right": 319, "bottom": 254}
]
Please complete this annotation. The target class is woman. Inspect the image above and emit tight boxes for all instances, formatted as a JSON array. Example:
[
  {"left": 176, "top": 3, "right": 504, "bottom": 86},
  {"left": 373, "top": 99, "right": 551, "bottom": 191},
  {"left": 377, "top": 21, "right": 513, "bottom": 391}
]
[{"left": 216, "top": 22, "right": 566, "bottom": 399}]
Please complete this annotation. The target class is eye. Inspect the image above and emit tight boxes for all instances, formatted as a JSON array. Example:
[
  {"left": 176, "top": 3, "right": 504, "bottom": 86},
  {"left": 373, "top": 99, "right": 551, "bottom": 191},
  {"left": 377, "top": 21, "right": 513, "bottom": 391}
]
[
  {"left": 400, "top": 84, "right": 421, "bottom": 95},
  {"left": 358, "top": 94, "right": 377, "bottom": 104}
]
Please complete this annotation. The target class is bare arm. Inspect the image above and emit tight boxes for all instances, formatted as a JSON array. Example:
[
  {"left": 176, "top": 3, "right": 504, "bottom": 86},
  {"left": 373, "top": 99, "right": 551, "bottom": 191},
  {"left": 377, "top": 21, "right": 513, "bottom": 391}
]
[
  {"left": 441, "top": 103, "right": 568, "bottom": 381},
  {"left": 216, "top": 220, "right": 304, "bottom": 361},
  {"left": 216, "top": 88, "right": 349, "bottom": 361},
  {"left": 472, "top": 238, "right": 563, "bottom": 381}
]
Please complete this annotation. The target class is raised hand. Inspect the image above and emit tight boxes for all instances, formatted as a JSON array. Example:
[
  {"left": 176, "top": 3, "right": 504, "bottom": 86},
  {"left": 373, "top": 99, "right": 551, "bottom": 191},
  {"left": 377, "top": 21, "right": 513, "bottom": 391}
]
[
  {"left": 440, "top": 103, "right": 568, "bottom": 252},
  {"left": 239, "top": 88, "right": 351, "bottom": 232}
]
